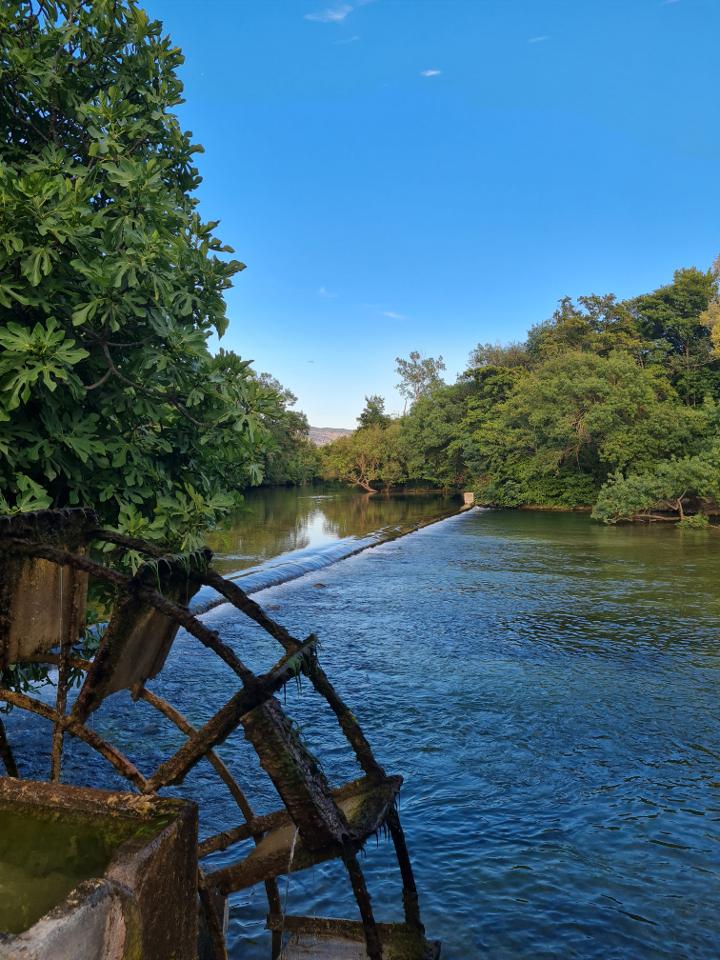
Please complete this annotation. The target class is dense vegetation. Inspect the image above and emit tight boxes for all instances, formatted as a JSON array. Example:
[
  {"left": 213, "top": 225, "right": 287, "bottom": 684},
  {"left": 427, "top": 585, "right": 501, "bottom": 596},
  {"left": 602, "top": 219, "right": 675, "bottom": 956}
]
[
  {"left": 322, "top": 263, "right": 720, "bottom": 524},
  {"left": 0, "top": 0, "right": 313, "bottom": 547},
  {"left": 2, "top": 2, "right": 717, "bottom": 534}
]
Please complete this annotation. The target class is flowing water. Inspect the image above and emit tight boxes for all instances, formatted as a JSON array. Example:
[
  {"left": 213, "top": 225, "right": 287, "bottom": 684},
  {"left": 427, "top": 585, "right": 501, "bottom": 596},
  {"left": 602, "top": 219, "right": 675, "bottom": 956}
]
[{"left": 4, "top": 491, "right": 719, "bottom": 957}]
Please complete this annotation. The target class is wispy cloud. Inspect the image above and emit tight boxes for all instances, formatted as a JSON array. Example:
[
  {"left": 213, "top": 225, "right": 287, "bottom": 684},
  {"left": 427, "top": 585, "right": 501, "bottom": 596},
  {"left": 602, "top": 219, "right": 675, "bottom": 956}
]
[
  {"left": 420, "top": 68, "right": 442, "bottom": 78},
  {"left": 528, "top": 35, "right": 549, "bottom": 43},
  {"left": 318, "top": 286, "right": 338, "bottom": 299},
  {"left": 383, "top": 310, "right": 406, "bottom": 320},
  {"left": 660, "top": 0, "right": 680, "bottom": 5},
  {"left": 305, "top": 3, "right": 354, "bottom": 23},
  {"left": 333, "top": 34, "right": 360, "bottom": 44}
]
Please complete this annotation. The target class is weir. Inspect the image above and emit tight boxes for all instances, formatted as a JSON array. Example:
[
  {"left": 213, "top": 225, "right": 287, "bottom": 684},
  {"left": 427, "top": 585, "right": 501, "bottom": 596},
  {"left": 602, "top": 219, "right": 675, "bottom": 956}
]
[
  {"left": 192, "top": 500, "right": 464, "bottom": 615},
  {"left": 0, "top": 508, "right": 441, "bottom": 960}
]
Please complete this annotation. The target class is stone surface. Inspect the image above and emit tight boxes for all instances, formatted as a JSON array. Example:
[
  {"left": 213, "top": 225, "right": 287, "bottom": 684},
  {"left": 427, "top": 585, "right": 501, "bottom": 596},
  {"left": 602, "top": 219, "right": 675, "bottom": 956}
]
[{"left": 0, "top": 778, "right": 198, "bottom": 960}]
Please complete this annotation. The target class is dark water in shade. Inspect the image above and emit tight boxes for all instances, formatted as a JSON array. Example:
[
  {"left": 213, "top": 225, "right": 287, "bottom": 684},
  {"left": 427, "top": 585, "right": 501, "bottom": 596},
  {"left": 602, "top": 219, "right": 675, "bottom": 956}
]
[
  {"left": 0, "top": 810, "right": 113, "bottom": 934},
  {"left": 5, "top": 502, "right": 720, "bottom": 958},
  {"left": 0, "top": 808, "right": 162, "bottom": 934}
]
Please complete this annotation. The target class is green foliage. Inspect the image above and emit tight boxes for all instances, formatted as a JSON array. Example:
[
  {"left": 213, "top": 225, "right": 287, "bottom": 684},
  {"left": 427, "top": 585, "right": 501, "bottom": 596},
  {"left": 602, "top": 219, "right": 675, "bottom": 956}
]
[
  {"left": 0, "top": 0, "right": 310, "bottom": 547},
  {"left": 592, "top": 446, "right": 720, "bottom": 523},
  {"left": 468, "top": 341, "right": 531, "bottom": 370},
  {"left": 527, "top": 294, "right": 645, "bottom": 362},
  {"left": 471, "top": 351, "right": 708, "bottom": 507},
  {"left": 629, "top": 268, "right": 718, "bottom": 406},
  {"left": 679, "top": 512, "right": 709, "bottom": 529},
  {"left": 254, "top": 372, "right": 321, "bottom": 486},
  {"left": 357, "top": 394, "right": 390, "bottom": 430},
  {"left": 331, "top": 261, "right": 720, "bottom": 523},
  {"left": 399, "top": 382, "right": 470, "bottom": 487},
  {"left": 321, "top": 422, "right": 406, "bottom": 491},
  {"left": 395, "top": 350, "right": 446, "bottom": 407}
]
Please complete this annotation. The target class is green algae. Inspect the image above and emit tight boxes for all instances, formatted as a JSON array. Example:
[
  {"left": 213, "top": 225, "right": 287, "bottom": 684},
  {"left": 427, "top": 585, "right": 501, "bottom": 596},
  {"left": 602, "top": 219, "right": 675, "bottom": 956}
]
[{"left": 0, "top": 808, "right": 165, "bottom": 935}]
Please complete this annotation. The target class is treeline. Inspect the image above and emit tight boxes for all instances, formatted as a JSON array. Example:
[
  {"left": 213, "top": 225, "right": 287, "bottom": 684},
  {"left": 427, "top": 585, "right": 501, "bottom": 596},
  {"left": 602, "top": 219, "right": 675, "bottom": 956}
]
[{"left": 321, "top": 263, "right": 720, "bottom": 524}]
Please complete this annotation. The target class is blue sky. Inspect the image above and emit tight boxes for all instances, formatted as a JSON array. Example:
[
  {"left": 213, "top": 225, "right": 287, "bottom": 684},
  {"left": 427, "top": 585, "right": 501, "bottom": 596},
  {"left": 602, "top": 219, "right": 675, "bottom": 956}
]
[{"left": 148, "top": 0, "right": 719, "bottom": 427}]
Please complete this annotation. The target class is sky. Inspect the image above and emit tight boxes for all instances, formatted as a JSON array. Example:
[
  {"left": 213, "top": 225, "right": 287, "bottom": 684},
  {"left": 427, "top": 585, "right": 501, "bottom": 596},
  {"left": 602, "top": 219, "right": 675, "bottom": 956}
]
[{"left": 148, "top": 0, "right": 720, "bottom": 427}]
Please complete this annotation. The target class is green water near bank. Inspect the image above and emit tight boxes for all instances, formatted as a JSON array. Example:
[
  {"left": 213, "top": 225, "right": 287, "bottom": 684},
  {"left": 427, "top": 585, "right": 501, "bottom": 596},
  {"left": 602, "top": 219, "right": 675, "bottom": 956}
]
[
  {"left": 0, "top": 810, "right": 113, "bottom": 934},
  {"left": 0, "top": 809, "right": 163, "bottom": 935}
]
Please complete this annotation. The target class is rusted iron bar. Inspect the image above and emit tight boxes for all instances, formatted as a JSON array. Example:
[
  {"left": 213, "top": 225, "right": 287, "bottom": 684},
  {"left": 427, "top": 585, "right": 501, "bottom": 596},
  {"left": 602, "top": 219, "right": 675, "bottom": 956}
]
[
  {"left": 198, "top": 869, "right": 229, "bottom": 960},
  {"left": 306, "top": 661, "right": 385, "bottom": 778},
  {"left": 89, "top": 529, "right": 172, "bottom": 558},
  {"left": 341, "top": 843, "right": 384, "bottom": 960},
  {"left": 240, "top": 697, "right": 351, "bottom": 850},
  {"left": 198, "top": 807, "right": 292, "bottom": 858},
  {"left": 0, "top": 714, "right": 19, "bottom": 777},
  {"left": 146, "top": 640, "right": 317, "bottom": 792},
  {"left": 139, "top": 688, "right": 285, "bottom": 943},
  {"left": 198, "top": 570, "right": 301, "bottom": 650},
  {"left": 5, "top": 539, "right": 253, "bottom": 682},
  {"left": 0, "top": 688, "right": 149, "bottom": 791},
  {"left": 386, "top": 806, "right": 425, "bottom": 935},
  {"left": 196, "top": 573, "right": 385, "bottom": 780},
  {"left": 140, "top": 689, "right": 254, "bottom": 819},
  {"left": 199, "top": 774, "right": 384, "bottom": 858},
  {"left": 25, "top": 651, "right": 92, "bottom": 670},
  {"left": 50, "top": 567, "right": 84, "bottom": 781}
]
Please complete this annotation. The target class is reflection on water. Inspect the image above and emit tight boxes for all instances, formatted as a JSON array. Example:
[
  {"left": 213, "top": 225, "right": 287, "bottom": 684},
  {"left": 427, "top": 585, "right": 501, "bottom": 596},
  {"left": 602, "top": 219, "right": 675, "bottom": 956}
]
[{"left": 206, "top": 485, "right": 461, "bottom": 575}]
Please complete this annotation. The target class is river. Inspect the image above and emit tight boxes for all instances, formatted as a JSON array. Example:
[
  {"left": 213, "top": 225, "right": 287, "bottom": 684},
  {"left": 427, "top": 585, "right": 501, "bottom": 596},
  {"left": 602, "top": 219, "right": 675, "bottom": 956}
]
[{"left": 4, "top": 489, "right": 719, "bottom": 958}]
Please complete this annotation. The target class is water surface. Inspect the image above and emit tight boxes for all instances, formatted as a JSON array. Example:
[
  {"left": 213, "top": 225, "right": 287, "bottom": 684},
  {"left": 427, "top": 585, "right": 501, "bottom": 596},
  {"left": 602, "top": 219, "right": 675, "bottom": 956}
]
[
  {"left": 0, "top": 809, "right": 133, "bottom": 934},
  {"left": 206, "top": 485, "right": 461, "bottom": 575},
  {"left": 5, "top": 499, "right": 719, "bottom": 958}
]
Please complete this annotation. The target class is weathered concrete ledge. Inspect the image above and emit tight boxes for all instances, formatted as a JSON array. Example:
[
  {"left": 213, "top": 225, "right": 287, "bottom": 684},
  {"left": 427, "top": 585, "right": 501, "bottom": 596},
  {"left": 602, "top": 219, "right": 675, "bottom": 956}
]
[{"left": 0, "top": 778, "right": 198, "bottom": 960}]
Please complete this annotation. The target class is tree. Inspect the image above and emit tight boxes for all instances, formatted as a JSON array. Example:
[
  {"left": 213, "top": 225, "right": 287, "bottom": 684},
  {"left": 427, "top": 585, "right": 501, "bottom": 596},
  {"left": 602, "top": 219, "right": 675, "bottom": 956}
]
[
  {"left": 0, "top": 1, "right": 269, "bottom": 547},
  {"left": 629, "top": 268, "right": 720, "bottom": 405},
  {"left": 527, "top": 294, "right": 645, "bottom": 362},
  {"left": 321, "top": 424, "right": 406, "bottom": 493},
  {"left": 395, "top": 351, "right": 446, "bottom": 408},
  {"left": 700, "top": 256, "right": 720, "bottom": 356},
  {"left": 471, "top": 351, "right": 707, "bottom": 507},
  {"left": 467, "top": 341, "right": 531, "bottom": 371},
  {"left": 357, "top": 394, "right": 390, "bottom": 430},
  {"left": 592, "top": 447, "right": 720, "bottom": 523},
  {"left": 253, "top": 373, "right": 321, "bottom": 485},
  {"left": 399, "top": 382, "right": 472, "bottom": 488}
]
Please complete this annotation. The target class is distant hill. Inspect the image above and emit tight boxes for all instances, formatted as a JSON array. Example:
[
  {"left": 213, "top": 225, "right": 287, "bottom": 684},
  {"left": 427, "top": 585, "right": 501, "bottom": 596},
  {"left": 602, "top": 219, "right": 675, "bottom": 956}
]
[{"left": 309, "top": 426, "right": 352, "bottom": 447}]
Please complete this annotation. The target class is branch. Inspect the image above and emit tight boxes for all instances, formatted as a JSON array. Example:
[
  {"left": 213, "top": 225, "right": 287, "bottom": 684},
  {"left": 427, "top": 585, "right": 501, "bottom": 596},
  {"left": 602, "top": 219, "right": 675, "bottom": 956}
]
[
  {"left": 99, "top": 341, "right": 205, "bottom": 427},
  {"left": 84, "top": 367, "right": 112, "bottom": 391}
]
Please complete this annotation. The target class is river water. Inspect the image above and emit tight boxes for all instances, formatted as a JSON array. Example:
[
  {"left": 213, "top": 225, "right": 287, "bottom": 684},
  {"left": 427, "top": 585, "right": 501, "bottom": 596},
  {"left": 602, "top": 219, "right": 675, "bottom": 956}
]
[{"left": 4, "top": 490, "right": 719, "bottom": 958}]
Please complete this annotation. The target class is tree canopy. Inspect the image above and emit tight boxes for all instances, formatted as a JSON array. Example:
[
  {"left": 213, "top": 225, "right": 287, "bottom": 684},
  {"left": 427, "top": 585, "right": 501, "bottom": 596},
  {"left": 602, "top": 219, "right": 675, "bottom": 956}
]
[
  {"left": 395, "top": 351, "right": 446, "bottom": 407},
  {"left": 0, "top": 0, "right": 308, "bottom": 546},
  {"left": 357, "top": 394, "right": 391, "bottom": 430},
  {"left": 323, "top": 262, "right": 720, "bottom": 523}
]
